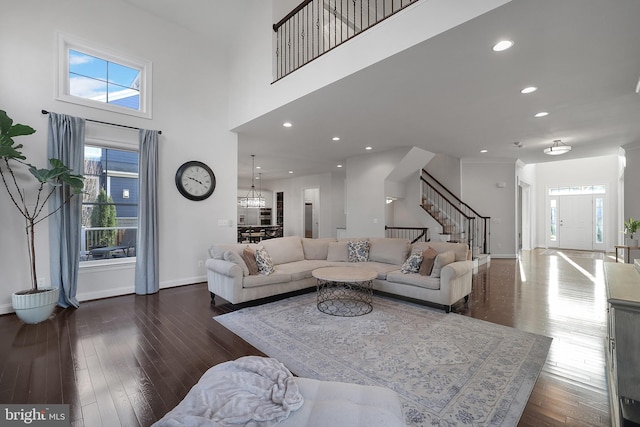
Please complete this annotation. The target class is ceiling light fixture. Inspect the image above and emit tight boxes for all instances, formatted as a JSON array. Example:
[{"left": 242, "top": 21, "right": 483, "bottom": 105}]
[
  {"left": 544, "top": 139, "right": 572, "bottom": 156},
  {"left": 332, "top": 137, "right": 340, "bottom": 141},
  {"left": 534, "top": 111, "right": 549, "bottom": 118},
  {"left": 283, "top": 122, "right": 292, "bottom": 127},
  {"left": 521, "top": 86, "right": 537, "bottom": 94},
  {"left": 480, "top": 149, "right": 488, "bottom": 153},
  {"left": 492, "top": 40, "right": 514, "bottom": 52},
  {"left": 337, "top": 164, "right": 343, "bottom": 168},
  {"left": 365, "top": 146, "right": 373, "bottom": 150},
  {"left": 238, "top": 154, "right": 265, "bottom": 208}
]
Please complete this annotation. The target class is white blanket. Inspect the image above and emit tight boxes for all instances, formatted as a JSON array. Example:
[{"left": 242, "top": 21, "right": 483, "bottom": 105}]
[{"left": 153, "top": 356, "right": 304, "bottom": 427}]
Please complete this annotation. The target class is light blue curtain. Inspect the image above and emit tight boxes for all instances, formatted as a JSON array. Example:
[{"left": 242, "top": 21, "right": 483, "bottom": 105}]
[
  {"left": 135, "top": 129, "right": 159, "bottom": 294},
  {"left": 48, "top": 112, "right": 85, "bottom": 308}
]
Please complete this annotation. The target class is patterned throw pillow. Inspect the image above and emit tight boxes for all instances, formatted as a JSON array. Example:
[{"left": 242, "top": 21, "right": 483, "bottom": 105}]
[
  {"left": 401, "top": 252, "right": 423, "bottom": 274},
  {"left": 347, "top": 240, "right": 370, "bottom": 262},
  {"left": 254, "top": 248, "right": 275, "bottom": 275}
]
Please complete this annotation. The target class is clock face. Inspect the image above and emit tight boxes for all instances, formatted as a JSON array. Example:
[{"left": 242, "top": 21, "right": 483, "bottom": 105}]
[{"left": 175, "top": 161, "right": 216, "bottom": 201}]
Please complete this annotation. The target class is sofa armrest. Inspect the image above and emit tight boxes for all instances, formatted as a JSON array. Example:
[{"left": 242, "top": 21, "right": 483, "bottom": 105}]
[
  {"left": 206, "top": 258, "right": 243, "bottom": 278},
  {"left": 440, "top": 260, "right": 473, "bottom": 282}
]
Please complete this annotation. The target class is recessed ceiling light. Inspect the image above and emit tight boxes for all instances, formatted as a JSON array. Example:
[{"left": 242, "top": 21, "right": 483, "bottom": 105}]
[
  {"left": 480, "top": 149, "right": 488, "bottom": 153},
  {"left": 288, "top": 170, "right": 293, "bottom": 174},
  {"left": 534, "top": 111, "right": 549, "bottom": 118},
  {"left": 332, "top": 137, "right": 340, "bottom": 141},
  {"left": 521, "top": 86, "right": 537, "bottom": 94},
  {"left": 492, "top": 40, "right": 514, "bottom": 52},
  {"left": 255, "top": 166, "right": 261, "bottom": 169},
  {"left": 283, "top": 122, "right": 292, "bottom": 127},
  {"left": 365, "top": 146, "right": 373, "bottom": 150},
  {"left": 337, "top": 164, "right": 343, "bottom": 168}
]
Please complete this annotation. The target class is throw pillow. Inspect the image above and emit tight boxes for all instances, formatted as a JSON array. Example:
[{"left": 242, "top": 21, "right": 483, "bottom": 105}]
[
  {"left": 326, "top": 241, "right": 349, "bottom": 262},
  {"left": 419, "top": 247, "right": 438, "bottom": 276},
  {"left": 223, "top": 250, "right": 249, "bottom": 276},
  {"left": 254, "top": 248, "right": 275, "bottom": 275},
  {"left": 400, "top": 252, "right": 423, "bottom": 274},
  {"left": 241, "top": 246, "right": 259, "bottom": 276},
  {"left": 430, "top": 250, "right": 456, "bottom": 278},
  {"left": 347, "top": 240, "right": 370, "bottom": 262}
]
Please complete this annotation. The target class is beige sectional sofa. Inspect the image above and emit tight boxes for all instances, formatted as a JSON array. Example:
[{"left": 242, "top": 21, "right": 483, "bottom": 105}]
[{"left": 206, "top": 236, "right": 474, "bottom": 312}]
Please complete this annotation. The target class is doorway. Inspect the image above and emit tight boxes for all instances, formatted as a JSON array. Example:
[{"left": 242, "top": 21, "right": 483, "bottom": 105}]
[{"left": 303, "top": 188, "right": 319, "bottom": 239}]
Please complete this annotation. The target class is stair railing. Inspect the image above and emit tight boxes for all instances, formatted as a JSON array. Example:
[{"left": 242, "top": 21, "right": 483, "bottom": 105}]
[
  {"left": 273, "top": 0, "right": 420, "bottom": 81},
  {"left": 385, "top": 226, "right": 429, "bottom": 243},
  {"left": 420, "top": 169, "right": 491, "bottom": 256}
]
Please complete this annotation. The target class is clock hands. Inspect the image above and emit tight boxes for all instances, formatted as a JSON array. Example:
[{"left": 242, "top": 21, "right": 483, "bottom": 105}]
[{"left": 187, "top": 176, "right": 204, "bottom": 186}]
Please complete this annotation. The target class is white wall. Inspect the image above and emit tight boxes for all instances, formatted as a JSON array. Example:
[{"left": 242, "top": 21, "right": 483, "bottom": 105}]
[
  {"left": 0, "top": 0, "right": 238, "bottom": 313},
  {"left": 534, "top": 155, "right": 619, "bottom": 252},
  {"left": 461, "top": 159, "right": 518, "bottom": 258},
  {"left": 623, "top": 144, "right": 640, "bottom": 224},
  {"left": 228, "top": 0, "right": 511, "bottom": 130}
]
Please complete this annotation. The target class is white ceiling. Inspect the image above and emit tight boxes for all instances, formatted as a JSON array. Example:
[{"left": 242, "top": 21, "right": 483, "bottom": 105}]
[{"left": 124, "top": 0, "right": 640, "bottom": 186}]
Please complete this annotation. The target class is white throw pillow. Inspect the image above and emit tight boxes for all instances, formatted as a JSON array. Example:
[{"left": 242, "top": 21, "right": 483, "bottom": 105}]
[
  {"left": 430, "top": 251, "right": 456, "bottom": 278},
  {"left": 223, "top": 250, "right": 249, "bottom": 276},
  {"left": 255, "top": 248, "right": 275, "bottom": 275}
]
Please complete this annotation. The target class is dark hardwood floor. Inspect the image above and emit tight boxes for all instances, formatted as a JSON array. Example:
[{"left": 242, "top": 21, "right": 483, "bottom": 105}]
[{"left": 0, "top": 248, "right": 612, "bottom": 426}]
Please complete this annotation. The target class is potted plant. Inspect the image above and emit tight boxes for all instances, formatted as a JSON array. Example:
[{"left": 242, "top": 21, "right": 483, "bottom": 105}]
[
  {"left": 624, "top": 217, "right": 640, "bottom": 247},
  {"left": 0, "top": 110, "right": 84, "bottom": 324}
]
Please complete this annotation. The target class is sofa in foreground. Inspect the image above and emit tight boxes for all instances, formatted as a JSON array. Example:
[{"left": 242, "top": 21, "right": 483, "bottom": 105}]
[{"left": 206, "top": 236, "right": 473, "bottom": 312}]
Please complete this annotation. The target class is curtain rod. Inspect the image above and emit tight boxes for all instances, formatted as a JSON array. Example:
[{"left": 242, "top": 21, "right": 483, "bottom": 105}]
[{"left": 41, "top": 110, "right": 162, "bottom": 135}]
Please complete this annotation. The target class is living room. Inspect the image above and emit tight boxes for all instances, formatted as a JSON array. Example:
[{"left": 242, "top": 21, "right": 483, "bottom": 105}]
[{"left": 1, "top": 0, "right": 640, "bottom": 425}]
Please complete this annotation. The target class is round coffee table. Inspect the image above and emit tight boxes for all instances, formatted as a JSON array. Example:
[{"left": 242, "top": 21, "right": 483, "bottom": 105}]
[{"left": 312, "top": 266, "right": 377, "bottom": 316}]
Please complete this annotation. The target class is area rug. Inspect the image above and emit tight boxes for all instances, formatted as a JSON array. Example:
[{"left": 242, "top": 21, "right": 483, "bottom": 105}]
[{"left": 215, "top": 293, "right": 551, "bottom": 426}]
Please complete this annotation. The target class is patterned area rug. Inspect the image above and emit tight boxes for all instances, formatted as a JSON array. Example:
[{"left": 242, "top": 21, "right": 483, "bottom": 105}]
[{"left": 215, "top": 293, "right": 551, "bottom": 426}]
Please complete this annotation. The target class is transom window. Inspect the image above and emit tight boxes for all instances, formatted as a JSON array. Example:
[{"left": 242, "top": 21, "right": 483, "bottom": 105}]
[
  {"left": 57, "top": 34, "right": 152, "bottom": 118},
  {"left": 548, "top": 185, "right": 605, "bottom": 195}
]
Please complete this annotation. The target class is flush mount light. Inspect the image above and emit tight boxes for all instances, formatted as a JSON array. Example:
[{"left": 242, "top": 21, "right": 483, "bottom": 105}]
[
  {"left": 365, "top": 146, "right": 373, "bottom": 150},
  {"left": 534, "top": 111, "right": 549, "bottom": 118},
  {"left": 337, "top": 164, "right": 343, "bottom": 168},
  {"left": 480, "top": 149, "right": 488, "bottom": 153},
  {"left": 492, "top": 40, "right": 514, "bottom": 52},
  {"left": 283, "top": 122, "right": 292, "bottom": 127},
  {"left": 332, "top": 137, "right": 340, "bottom": 141},
  {"left": 544, "top": 139, "right": 572, "bottom": 155},
  {"left": 521, "top": 86, "right": 537, "bottom": 94}
]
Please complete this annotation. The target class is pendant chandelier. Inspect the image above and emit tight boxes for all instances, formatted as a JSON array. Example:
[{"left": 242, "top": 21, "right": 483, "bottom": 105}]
[{"left": 238, "top": 154, "right": 265, "bottom": 208}]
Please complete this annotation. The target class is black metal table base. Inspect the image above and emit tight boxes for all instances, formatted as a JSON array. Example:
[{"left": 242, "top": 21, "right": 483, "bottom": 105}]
[{"left": 316, "top": 279, "right": 373, "bottom": 316}]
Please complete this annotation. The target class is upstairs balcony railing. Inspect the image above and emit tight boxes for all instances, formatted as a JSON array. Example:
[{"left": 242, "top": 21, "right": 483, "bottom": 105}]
[{"left": 273, "top": 0, "right": 420, "bottom": 81}]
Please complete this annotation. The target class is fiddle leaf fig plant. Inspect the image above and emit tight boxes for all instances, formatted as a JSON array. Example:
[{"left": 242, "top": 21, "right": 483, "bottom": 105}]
[{"left": 0, "top": 110, "right": 84, "bottom": 293}]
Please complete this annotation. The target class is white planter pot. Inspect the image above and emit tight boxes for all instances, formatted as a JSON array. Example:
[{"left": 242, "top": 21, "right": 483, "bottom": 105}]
[{"left": 12, "top": 287, "right": 60, "bottom": 324}]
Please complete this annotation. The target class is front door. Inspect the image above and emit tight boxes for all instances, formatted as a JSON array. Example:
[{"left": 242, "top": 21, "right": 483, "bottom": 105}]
[{"left": 558, "top": 195, "right": 593, "bottom": 250}]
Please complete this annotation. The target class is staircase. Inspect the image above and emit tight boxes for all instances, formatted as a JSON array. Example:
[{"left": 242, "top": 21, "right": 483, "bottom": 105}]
[{"left": 420, "top": 169, "right": 490, "bottom": 259}]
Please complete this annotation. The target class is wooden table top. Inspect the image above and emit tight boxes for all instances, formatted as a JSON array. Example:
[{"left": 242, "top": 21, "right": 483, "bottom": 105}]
[{"left": 312, "top": 266, "right": 377, "bottom": 282}]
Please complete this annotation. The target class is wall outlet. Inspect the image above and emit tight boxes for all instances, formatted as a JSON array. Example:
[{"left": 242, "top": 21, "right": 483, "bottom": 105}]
[{"left": 37, "top": 277, "right": 45, "bottom": 286}]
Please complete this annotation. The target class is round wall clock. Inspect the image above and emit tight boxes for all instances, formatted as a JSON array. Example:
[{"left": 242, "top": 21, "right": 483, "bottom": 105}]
[{"left": 175, "top": 161, "right": 216, "bottom": 201}]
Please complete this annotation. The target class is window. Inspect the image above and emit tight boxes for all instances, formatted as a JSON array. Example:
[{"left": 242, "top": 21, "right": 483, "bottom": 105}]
[
  {"left": 549, "top": 199, "right": 557, "bottom": 241},
  {"left": 595, "top": 197, "right": 604, "bottom": 244},
  {"left": 81, "top": 146, "right": 139, "bottom": 262},
  {"left": 57, "top": 34, "right": 152, "bottom": 118}
]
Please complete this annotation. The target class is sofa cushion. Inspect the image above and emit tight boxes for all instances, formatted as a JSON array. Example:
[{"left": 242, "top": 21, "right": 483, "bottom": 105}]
[
  {"left": 327, "top": 241, "right": 349, "bottom": 262},
  {"left": 302, "top": 238, "right": 336, "bottom": 260},
  {"left": 386, "top": 270, "right": 441, "bottom": 290},
  {"left": 368, "top": 238, "right": 410, "bottom": 265},
  {"left": 412, "top": 241, "right": 469, "bottom": 262},
  {"left": 431, "top": 251, "right": 456, "bottom": 278},
  {"left": 357, "top": 262, "right": 401, "bottom": 280},
  {"left": 242, "top": 246, "right": 259, "bottom": 276},
  {"left": 347, "top": 240, "right": 370, "bottom": 262},
  {"left": 419, "top": 247, "right": 438, "bottom": 276},
  {"left": 223, "top": 250, "right": 249, "bottom": 276},
  {"left": 400, "top": 252, "right": 423, "bottom": 274},
  {"left": 209, "top": 243, "right": 262, "bottom": 259},
  {"left": 261, "top": 236, "right": 305, "bottom": 265},
  {"left": 243, "top": 272, "right": 293, "bottom": 289},
  {"left": 275, "top": 260, "right": 333, "bottom": 281},
  {"left": 255, "top": 248, "right": 275, "bottom": 275}
]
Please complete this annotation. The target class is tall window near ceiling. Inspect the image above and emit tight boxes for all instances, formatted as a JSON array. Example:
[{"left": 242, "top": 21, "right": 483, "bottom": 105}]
[
  {"left": 81, "top": 146, "right": 139, "bottom": 262},
  {"left": 57, "top": 34, "right": 152, "bottom": 118}
]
